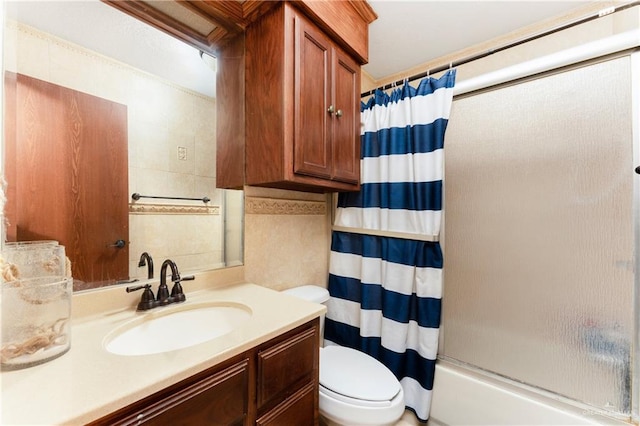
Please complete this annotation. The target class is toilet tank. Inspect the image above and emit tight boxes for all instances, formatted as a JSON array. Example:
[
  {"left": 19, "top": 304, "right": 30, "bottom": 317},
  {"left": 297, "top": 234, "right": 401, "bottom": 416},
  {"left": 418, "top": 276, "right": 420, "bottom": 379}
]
[{"left": 281, "top": 285, "right": 329, "bottom": 345}]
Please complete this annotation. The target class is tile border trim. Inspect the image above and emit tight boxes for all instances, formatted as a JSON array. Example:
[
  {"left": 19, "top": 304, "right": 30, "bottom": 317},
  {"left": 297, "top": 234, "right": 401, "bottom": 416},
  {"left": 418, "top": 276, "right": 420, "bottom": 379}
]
[
  {"left": 129, "top": 203, "right": 220, "bottom": 215},
  {"left": 245, "top": 197, "right": 326, "bottom": 215}
]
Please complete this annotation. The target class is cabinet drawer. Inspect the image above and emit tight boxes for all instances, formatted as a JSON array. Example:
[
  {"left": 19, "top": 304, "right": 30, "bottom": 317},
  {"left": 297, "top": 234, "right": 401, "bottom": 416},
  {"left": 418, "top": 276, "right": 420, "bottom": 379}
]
[
  {"left": 257, "top": 326, "right": 318, "bottom": 409},
  {"left": 93, "top": 358, "right": 249, "bottom": 426},
  {"left": 256, "top": 382, "right": 317, "bottom": 426}
]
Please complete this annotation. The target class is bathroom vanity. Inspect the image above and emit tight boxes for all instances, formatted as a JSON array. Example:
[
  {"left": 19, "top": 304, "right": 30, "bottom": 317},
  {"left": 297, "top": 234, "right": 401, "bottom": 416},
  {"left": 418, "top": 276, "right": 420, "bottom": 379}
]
[
  {"left": 0, "top": 278, "right": 325, "bottom": 425},
  {"left": 90, "top": 321, "right": 319, "bottom": 425}
]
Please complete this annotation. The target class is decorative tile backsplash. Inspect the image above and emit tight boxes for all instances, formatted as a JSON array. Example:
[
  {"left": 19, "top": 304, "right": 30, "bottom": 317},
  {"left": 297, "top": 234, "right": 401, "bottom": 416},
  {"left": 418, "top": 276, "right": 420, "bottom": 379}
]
[{"left": 245, "top": 197, "right": 326, "bottom": 216}]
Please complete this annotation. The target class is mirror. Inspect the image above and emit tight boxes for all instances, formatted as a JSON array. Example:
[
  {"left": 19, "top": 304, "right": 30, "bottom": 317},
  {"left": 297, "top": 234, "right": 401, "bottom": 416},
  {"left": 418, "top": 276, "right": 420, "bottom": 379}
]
[{"left": 3, "top": 1, "right": 244, "bottom": 291}]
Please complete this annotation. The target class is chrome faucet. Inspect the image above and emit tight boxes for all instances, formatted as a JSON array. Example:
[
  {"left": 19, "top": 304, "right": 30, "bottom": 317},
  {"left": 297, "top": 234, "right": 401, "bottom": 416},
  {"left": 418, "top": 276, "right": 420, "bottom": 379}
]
[
  {"left": 126, "top": 259, "right": 194, "bottom": 310},
  {"left": 138, "top": 252, "right": 154, "bottom": 279}
]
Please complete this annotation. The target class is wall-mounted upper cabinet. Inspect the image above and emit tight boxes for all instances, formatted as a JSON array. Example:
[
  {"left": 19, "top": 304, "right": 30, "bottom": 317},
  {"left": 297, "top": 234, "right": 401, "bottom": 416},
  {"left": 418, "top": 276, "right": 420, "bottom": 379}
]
[
  {"left": 243, "top": 3, "right": 362, "bottom": 192},
  {"left": 217, "top": 1, "right": 377, "bottom": 192}
]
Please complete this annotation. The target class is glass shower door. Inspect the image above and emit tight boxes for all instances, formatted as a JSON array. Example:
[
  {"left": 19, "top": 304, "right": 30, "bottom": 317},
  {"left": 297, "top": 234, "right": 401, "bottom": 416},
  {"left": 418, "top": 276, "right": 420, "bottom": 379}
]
[{"left": 442, "top": 55, "right": 634, "bottom": 415}]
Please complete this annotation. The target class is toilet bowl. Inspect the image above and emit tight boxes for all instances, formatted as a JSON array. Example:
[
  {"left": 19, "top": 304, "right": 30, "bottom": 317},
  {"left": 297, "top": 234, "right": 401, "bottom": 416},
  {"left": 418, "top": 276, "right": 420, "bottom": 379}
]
[{"left": 281, "top": 285, "right": 405, "bottom": 426}]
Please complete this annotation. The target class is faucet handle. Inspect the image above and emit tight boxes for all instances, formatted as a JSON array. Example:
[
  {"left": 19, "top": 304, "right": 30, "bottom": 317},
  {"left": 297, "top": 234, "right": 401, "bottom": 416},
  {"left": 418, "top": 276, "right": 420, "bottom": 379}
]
[
  {"left": 170, "top": 275, "right": 194, "bottom": 303},
  {"left": 126, "top": 284, "right": 157, "bottom": 311}
]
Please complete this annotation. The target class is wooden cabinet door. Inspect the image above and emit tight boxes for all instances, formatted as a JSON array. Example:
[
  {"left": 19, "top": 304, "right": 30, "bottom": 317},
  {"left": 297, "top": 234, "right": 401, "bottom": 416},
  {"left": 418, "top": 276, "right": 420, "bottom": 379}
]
[
  {"left": 293, "top": 13, "right": 332, "bottom": 180},
  {"left": 331, "top": 48, "right": 360, "bottom": 184}
]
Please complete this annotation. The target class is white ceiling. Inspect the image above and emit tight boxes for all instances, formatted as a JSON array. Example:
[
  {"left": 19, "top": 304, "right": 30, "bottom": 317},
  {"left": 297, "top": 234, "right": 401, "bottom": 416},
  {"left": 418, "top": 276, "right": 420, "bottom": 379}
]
[
  {"left": 6, "top": 0, "right": 595, "bottom": 97},
  {"left": 364, "top": 1, "right": 592, "bottom": 80}
]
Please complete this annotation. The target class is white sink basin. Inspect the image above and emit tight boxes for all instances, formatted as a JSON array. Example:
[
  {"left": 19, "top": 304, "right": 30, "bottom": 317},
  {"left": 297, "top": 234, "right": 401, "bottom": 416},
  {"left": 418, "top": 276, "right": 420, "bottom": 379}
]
[{"left": 104, "top": 302, "right": 252, "bottom": 356}]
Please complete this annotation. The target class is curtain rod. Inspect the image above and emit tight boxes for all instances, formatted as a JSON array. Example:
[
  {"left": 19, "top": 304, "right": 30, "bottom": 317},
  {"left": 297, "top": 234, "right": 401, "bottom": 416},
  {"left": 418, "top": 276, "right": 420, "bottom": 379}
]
[{"left": 361, "top": 1, "right": 640, "bottom": 98}]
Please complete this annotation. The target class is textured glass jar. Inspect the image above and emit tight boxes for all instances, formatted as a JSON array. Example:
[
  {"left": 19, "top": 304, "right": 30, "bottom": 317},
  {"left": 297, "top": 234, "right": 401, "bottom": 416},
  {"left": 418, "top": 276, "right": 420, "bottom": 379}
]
[
  {"left": 3, "top": 241, "right": 67, "bottom": 279},
  {"left": 1, "top": 241, "right": 72, "bottom": 370},
  {"left": 1, "top": 275, "right": 72, "bottom": 370}
]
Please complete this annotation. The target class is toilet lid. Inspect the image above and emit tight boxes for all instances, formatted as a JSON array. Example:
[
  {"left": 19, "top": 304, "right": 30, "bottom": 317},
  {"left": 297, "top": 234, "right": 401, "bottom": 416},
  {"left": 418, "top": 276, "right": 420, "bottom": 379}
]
[
  {"left": 320, "top": 346, "right": 400, "bottom": 402},
  {"left": 281, "top": 285, "right": 330, "bottom": 304}
]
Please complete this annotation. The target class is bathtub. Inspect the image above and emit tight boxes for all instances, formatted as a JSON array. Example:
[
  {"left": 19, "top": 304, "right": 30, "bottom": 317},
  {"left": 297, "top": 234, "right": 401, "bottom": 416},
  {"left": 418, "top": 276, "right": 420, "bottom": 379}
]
[{"left": 425, "top": 360, "right": 631, "bottom": 426}]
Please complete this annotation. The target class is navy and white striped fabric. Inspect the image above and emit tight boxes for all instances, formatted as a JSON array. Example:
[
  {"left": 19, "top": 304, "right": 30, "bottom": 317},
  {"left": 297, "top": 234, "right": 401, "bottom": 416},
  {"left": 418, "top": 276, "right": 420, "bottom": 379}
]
[{"left": 325, "top": 70, "right": 456, "bottom": 422}]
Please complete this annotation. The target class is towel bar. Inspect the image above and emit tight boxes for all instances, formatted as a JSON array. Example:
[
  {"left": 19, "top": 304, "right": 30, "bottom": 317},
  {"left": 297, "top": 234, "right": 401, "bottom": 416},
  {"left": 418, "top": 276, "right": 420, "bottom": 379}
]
[{"left": 131, "top": 193, "right": 210, "bottom": 203}]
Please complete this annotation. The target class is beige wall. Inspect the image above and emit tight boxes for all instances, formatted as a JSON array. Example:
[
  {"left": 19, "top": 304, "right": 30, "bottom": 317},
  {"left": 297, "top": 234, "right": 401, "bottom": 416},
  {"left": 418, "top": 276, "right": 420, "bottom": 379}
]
[
  {"left": 243, "top": 186, "right": 331, "bottom": 291},
  {"left": 4, "top": 22, "right": 227, "bottom": 281}
]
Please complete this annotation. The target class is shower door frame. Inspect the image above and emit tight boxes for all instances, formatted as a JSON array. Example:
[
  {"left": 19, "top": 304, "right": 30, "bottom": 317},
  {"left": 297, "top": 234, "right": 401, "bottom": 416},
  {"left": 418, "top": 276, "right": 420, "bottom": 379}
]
[{"left": 630, "top": 49, "right": 640, "bottom": 424}]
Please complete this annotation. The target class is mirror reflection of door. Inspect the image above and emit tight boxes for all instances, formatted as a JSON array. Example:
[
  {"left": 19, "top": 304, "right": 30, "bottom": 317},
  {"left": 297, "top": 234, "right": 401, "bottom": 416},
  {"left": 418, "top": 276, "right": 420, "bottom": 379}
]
[{"left": 4, "top": 72, "right": 129, "bottom": 287}]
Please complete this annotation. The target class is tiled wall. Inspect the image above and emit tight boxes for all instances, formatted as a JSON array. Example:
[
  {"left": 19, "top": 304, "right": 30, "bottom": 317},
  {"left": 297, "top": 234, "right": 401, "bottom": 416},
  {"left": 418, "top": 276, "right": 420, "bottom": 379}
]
[
  {"left": 243, "top": 187, "right": 331, "bottom": 291},
  {"left": 4, "top": 22, "right": 230, "bottom": 281}
]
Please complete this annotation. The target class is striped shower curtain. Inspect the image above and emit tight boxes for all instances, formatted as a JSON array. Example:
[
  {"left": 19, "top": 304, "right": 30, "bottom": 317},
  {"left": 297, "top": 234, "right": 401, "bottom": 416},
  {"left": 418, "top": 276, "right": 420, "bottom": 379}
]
[{"left": 324, "top": 70, "right": 456, "bottom": 422}]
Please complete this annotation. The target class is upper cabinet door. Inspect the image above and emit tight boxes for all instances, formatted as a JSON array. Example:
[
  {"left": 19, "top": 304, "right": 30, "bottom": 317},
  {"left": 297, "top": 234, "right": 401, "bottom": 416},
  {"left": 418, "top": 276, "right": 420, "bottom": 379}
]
[
  {"left": 331, "top": 48, "right": 360, "bottom": 184},
  {"left": 293, "top": 14, "right": 333, "bottom": 180}
]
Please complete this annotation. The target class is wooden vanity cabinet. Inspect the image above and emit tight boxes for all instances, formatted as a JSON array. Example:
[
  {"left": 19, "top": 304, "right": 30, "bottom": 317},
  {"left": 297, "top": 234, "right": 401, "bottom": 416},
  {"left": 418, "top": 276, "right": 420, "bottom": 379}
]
[
  {"left": 89, "top": 319, "right": 319, "bottom": 426},
  {"left": 244, "top": 2, "right": 361, "bottom": 192}
]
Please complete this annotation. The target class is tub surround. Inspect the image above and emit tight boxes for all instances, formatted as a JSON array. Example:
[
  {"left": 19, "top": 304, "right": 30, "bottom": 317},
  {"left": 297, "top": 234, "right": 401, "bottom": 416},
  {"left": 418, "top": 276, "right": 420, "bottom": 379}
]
[{"left": 0, "top": 269, "right": 325, "bottom": 425}]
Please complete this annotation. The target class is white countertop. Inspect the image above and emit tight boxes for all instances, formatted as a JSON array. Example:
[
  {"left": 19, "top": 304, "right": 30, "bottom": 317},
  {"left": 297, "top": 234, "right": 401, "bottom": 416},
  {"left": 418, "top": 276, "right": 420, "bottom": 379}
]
[{"left": 1, "top": 280, "right": 325, "bottom": 425}]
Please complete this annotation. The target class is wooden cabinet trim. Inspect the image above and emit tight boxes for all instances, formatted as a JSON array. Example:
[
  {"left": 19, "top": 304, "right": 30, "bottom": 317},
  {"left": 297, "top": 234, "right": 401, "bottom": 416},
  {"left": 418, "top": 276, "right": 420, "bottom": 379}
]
[
  {"left": 291, "top": 0, "right": 376, "bottom": 64},
  {"left": 101, "top": 0, "right": 374, "bottom": 59},
  {"left": 102, "top": 1, "right": 219, "bottom": 55}
]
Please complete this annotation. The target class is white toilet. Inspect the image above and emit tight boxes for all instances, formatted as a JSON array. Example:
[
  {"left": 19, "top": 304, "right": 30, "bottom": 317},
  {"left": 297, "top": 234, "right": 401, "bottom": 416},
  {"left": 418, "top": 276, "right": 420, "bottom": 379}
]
[{"left": 282, "top": 285, "right": 405, "bottom": 426}]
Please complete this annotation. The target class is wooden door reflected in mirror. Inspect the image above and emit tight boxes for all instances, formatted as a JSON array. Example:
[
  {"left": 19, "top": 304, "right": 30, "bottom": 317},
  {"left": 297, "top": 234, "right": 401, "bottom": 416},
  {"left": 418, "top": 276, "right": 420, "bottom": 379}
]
[{"left": 5, "top": 72, "right": 129, "bottom": 287}]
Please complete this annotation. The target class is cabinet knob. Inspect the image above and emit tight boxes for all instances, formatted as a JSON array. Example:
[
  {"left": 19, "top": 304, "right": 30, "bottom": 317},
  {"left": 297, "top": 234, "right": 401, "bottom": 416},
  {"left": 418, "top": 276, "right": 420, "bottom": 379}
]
[
  {"left": 335, "top": 109, "right": 343, "bottom": 118},
  {"left": 327, "top": 105, "right": 335, "bottom": 115}
]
